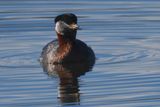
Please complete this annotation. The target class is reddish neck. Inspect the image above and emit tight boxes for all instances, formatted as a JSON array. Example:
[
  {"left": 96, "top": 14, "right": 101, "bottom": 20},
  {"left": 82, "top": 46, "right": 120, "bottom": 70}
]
[
  {"left": 57, "top": 33, "right": 74, "bottom": 47},
  {"left": 57, "top": 33, "right": 64, "bottom": 46},
  {"left": 56, "top": 33, "right": 73, "bottom": 61}
]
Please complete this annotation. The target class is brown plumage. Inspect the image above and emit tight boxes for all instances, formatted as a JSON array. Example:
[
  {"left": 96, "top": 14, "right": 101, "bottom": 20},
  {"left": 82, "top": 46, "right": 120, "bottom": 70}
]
[{"left": 40, "top": 13, "right": 95, "bottom": 64}]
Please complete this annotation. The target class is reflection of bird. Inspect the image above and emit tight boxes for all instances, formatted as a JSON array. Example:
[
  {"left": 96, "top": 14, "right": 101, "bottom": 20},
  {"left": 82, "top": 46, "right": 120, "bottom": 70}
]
[
  {"left": 40, "top": 13, "right": 95, "bottom": 64},
  {"left": 41, "top": 61, "right": 95, "bottom": 105}
]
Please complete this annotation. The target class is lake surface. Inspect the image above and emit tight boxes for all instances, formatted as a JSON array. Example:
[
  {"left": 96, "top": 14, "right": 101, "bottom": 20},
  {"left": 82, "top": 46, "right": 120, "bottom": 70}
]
[{"left": 1, "top": 0, "right": 160, "bottom": 107}]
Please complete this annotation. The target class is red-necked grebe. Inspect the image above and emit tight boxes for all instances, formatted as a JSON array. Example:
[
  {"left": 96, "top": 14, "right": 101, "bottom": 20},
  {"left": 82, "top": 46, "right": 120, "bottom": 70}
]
[{"left": 40, "top": 13, "right": 95, "bottom": 64}]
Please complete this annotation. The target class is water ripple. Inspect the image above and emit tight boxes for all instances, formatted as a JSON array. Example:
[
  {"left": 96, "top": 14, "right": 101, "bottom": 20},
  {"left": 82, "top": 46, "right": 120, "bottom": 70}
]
[{"left": 1, "top": 0, "right": 160, "bottom": 106}]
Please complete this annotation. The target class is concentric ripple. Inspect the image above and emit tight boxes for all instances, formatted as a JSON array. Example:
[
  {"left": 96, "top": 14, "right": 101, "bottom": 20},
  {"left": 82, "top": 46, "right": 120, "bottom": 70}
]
[{"left": 0, "top": 0, "right": 160, "bottom": 107}]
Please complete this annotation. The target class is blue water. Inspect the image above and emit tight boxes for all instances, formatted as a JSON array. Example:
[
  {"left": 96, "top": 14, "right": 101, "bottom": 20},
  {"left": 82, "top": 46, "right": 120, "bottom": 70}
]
[{"left": 1, "top": 0, "right": 160, "bottom": 107}]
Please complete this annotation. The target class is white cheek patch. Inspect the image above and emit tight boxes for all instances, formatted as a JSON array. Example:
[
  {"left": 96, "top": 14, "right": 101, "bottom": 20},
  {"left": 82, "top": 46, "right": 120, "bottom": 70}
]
[
  {"left": 55, "top": 21, "right": 70, "bottom": 35},
  {"left": 55, "top": 22, "right": 61, "bottom": 34}
]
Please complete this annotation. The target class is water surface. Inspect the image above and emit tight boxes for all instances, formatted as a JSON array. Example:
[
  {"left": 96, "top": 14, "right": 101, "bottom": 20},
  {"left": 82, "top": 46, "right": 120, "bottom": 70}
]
[{"left": 1, "top": 0, "right": 160, "bottom": 107}]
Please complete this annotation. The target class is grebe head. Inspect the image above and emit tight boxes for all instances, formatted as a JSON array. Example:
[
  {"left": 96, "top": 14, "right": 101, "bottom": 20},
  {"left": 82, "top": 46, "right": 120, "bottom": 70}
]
[{"left": 55, "top": 13, "right": 79, "bottom": 39}]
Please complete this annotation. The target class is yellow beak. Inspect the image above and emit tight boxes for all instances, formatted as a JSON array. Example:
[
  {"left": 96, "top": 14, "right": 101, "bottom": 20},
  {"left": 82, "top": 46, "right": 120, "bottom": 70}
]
[{"left": 69, "top": 23, "right": 79, "bottom": 30}]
